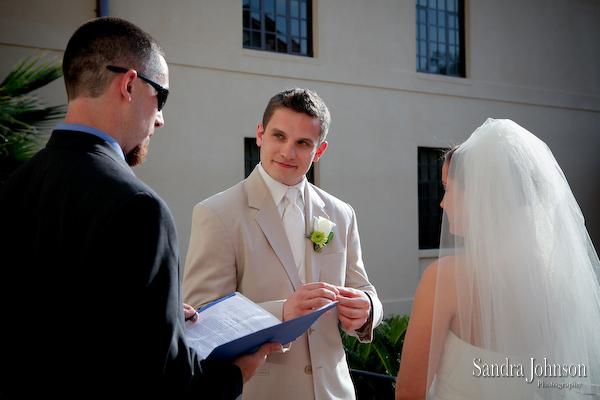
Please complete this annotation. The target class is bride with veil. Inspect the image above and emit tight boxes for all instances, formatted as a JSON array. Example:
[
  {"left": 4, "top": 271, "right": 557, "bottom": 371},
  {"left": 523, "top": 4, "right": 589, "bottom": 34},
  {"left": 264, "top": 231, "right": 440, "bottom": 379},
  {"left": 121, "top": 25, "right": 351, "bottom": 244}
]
[{"left": 396, "top": 119, "right": 600, "bottom": 399}]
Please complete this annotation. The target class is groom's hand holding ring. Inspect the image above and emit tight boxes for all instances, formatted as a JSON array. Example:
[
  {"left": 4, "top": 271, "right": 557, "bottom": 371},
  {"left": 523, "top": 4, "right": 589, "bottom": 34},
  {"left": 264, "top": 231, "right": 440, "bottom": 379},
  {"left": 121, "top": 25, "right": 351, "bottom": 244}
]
[
  {"left": 283, "top": 282, "right": 339, "bottom": 321},
  {"left": 335, "top": 287, "right": 371, "bottom": 331}
]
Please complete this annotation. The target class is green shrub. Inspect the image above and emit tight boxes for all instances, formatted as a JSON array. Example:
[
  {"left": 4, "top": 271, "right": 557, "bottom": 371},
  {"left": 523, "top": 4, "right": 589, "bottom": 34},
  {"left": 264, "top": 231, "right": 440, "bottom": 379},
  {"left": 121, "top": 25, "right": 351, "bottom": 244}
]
[{"left": 342, "top": 314, "right": 409, "bottom": 399}]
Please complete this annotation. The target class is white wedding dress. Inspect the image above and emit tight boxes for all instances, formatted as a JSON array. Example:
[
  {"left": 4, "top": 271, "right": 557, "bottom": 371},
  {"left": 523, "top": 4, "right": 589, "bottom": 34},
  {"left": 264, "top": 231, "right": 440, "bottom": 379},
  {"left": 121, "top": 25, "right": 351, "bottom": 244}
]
[{"left": 430, "top": 332, "right": 537, "bottom": 400}]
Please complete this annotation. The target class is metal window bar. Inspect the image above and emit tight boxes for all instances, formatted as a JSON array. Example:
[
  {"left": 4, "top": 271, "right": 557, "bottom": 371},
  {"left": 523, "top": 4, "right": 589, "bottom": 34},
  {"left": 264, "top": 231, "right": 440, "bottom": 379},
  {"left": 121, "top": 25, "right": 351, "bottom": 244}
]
[{"left": 243, "top": 0, "right": 313, "bottom": 57}]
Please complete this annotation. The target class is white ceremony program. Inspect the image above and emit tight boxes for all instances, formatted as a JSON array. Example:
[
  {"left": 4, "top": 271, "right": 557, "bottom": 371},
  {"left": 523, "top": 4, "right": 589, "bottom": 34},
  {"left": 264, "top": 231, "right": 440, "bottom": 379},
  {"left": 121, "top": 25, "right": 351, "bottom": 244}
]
[{"left": 185, "top": 292, "right": 280, "bottom": 360}]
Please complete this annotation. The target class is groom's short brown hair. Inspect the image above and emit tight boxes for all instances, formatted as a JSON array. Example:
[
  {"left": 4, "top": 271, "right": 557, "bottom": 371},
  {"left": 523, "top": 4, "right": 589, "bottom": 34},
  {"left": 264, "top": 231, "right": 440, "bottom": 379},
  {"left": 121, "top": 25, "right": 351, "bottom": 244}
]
[{"left": 262, "top": 88, "right": 331, "bottom": 144}]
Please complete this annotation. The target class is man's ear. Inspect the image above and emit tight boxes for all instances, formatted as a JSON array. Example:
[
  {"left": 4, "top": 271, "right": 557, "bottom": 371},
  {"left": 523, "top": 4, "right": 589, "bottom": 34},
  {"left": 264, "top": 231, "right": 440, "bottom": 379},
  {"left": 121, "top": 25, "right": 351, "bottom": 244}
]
[
  {"left": 313, "top": 140, "right": 328, "bottom": 162},
  {"left": 118, "top": 70, "right": 138, "bottom": 102},
  {"left": 256, "top": 124, "right": 264, "bottom": 147}
]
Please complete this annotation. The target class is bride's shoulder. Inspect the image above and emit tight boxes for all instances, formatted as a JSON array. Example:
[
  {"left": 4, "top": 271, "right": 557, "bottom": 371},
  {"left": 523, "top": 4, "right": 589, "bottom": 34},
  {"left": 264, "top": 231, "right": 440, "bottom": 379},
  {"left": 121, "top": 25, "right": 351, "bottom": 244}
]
[
  {"left": 422, "top": 254, "right": 465, "bottom": 288},
  {"left": 426, "top": 254, "right": 462, "bottom": 272}
]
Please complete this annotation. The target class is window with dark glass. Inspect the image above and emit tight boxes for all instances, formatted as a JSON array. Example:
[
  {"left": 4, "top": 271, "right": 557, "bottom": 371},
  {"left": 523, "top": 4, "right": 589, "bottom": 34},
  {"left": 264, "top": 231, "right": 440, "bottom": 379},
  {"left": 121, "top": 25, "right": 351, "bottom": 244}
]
[
  {"left": 418, "top": 147, "right": 446, "bottom": 249},
  {"left": 245, "top": 138, "right": 315, "bottom": 183},
  {"left": 416, "top": 0, "right": 465, "bottom": 77},
  {"left": 243, "top": 0, "right": 313, "bottom": 57}
]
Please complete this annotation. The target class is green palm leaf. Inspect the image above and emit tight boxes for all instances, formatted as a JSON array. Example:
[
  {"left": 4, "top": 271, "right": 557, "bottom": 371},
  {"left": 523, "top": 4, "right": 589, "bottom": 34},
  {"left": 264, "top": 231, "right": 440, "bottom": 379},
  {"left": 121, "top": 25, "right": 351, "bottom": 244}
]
[
  {"left": 341, "top": 313, "right": 410, "bottom": 398},
  {"left": 0, "top": 55, "right": 63, "bottom": 96},
  {"left": 0, "top": 55, "right": 66, "bottom": 187}
]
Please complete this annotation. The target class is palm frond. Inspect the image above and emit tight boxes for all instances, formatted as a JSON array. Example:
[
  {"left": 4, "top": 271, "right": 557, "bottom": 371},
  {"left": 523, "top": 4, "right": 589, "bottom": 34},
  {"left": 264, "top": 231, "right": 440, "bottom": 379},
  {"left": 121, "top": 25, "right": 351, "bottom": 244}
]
[
  {"left": 0, "top": 128, "right": 45, "bottom": 161},
  {"left": 0, "top": 55, "right": 63, "bottom": 97},
  {"left": 341, "top": 314, "right": 410, "bottom": 398},
  {"left": 0, "top": 96, "right": 65, "bottom": 134},
  {"left": 0, "top": 54, "right": 66, "bottom": 187}
]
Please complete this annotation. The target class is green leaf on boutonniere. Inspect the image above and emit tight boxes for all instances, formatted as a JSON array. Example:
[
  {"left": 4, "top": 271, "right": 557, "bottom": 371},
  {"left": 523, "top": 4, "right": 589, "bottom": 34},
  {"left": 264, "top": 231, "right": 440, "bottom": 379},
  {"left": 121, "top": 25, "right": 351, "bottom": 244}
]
[{"left": 327, "top": 231, "right": 334, "bottom": 243}]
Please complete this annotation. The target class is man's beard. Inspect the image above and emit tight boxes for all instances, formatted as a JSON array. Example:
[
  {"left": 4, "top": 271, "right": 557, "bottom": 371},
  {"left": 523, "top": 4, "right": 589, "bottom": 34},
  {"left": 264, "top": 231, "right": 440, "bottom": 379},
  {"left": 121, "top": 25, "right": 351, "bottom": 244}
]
[{"left": 125, "top": 143, "right": 149, "bottom": 167}]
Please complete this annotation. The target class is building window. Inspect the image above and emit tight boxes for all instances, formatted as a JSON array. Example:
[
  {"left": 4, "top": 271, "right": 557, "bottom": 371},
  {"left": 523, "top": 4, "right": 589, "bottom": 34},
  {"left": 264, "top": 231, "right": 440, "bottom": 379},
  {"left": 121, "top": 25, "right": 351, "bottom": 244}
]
[
  {"left": 245, "top": 137, "right": 262, "bottom": 179},
  {"left": 418, "top": 147, "right": 446, "bottom": 249},
  {"left": 243, "top": 0, "right": 313, "bottom": 57},
  {"left": 245, "top": 137, "right": 315, "bottom": 183},
  {"left": 416, "top": 0, "right": 465, "bottom": 77}
]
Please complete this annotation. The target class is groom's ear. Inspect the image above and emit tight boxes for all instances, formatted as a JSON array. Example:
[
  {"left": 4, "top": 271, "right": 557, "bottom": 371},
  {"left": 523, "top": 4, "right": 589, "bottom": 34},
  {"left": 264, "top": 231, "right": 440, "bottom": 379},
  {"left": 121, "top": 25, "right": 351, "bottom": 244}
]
[
  {"left": 256, "top": 124, "right": 264, "bottom": 147},
  {"left": 313, "top": 141, "right": 328, "bottom": 162}
]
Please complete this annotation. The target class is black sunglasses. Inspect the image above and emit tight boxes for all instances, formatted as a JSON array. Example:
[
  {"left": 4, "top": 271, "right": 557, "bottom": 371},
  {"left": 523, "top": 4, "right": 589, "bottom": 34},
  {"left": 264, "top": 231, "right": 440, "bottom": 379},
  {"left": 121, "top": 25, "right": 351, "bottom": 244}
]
[{"left": 106, "top": 66, "right": 169, "bottom": 111}]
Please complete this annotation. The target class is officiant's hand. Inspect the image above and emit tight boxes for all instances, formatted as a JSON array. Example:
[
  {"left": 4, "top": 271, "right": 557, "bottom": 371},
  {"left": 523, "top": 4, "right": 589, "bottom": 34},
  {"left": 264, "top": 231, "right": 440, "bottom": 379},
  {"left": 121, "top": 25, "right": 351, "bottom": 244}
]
[
  {"left": 183, "top": 303, "right": 198, "bottom": 322},
  {"left": 234, "top": 342, "right": 284, "bottom": 383},
  {"left": 336, "top": 287, "right": 371, "bottom": 331},
  {"left": 283, "top": 282, "right": 339, "bottom": 321}
]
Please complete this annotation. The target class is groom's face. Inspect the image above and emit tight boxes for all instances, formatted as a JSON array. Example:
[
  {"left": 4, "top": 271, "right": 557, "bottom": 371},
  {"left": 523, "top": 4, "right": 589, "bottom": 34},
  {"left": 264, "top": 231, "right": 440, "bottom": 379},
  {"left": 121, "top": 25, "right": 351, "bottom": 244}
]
[{"left": 256, "top": 107, "right": 327, "bottom": 186}]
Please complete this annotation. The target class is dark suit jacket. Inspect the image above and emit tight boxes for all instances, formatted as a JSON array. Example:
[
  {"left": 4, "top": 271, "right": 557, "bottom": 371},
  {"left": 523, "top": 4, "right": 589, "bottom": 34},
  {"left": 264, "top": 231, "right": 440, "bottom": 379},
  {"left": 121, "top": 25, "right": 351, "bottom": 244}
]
[{"left": 0, "top": 130, "right": 242, "bottom": 399}]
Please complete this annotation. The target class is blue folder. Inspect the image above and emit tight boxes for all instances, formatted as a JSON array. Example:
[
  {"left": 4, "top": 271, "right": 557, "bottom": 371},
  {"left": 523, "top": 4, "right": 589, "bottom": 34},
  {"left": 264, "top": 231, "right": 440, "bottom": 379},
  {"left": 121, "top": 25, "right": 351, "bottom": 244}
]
[{"left": 206, "top": 300, "right": 339, "bottom": 361}]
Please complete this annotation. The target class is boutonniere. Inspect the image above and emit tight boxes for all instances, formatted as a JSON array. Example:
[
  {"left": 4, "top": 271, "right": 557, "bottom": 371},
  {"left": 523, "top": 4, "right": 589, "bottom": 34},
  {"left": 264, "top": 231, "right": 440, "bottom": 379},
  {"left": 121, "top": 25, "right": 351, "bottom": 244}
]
[{"left": 307, "top": 216, "right": 336, "bottom": 252}]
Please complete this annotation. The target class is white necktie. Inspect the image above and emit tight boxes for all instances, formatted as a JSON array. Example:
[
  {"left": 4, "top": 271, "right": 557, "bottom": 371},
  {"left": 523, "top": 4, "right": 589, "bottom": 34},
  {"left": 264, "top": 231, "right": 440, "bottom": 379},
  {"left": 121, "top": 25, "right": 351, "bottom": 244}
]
[{"left": 283, "top": 188, "right": 306, "bottom": 281}]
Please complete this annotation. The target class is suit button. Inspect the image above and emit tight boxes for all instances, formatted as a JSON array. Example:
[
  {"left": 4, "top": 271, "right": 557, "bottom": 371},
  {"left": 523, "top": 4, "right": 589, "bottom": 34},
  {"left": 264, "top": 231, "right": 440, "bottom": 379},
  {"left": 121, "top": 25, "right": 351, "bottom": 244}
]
[{"left": 304, "top": 365, "right": 312, "bottom": 375}]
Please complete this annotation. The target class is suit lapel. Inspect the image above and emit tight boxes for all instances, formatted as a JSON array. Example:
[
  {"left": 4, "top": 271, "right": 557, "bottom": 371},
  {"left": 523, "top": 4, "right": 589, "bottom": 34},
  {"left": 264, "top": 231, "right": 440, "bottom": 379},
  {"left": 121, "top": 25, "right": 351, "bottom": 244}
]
[
  {"left": 246, "top": 168, "right": 303, "bottom": 290},
  {"left": 304, "top": 184, "right": 329, "bottom": 284}
]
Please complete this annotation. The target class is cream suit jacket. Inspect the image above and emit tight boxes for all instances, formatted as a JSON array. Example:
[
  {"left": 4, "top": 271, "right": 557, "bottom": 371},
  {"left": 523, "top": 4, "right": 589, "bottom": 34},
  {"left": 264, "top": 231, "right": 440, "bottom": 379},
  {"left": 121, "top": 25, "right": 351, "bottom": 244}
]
[{"left": 182, "top": 167, "right": 383, "bottom": 400}]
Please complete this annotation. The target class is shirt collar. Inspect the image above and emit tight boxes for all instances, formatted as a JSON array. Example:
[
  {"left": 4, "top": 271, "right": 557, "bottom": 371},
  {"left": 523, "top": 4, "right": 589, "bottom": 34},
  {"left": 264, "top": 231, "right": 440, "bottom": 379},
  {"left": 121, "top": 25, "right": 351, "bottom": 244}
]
[
  {"left": 55, "top": 123, "right": 125, "bottom": 160},
  {"left": 257, "top": 163, "right": 306, "bottom": 207}
]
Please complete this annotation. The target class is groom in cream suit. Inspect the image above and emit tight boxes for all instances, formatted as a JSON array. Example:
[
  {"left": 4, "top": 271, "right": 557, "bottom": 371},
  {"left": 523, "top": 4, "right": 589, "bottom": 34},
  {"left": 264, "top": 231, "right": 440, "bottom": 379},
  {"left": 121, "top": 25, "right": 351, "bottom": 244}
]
[{"left": 182, "top": 88, "right": 383, "bottom": 399}]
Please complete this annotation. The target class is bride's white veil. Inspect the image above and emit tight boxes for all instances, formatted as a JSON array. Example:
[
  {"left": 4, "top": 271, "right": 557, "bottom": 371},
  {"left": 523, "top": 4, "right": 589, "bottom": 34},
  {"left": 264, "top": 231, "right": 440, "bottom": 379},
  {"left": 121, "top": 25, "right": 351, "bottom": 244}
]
[{"left": 428, "top": 119, "right": 600, "bottom": 399}]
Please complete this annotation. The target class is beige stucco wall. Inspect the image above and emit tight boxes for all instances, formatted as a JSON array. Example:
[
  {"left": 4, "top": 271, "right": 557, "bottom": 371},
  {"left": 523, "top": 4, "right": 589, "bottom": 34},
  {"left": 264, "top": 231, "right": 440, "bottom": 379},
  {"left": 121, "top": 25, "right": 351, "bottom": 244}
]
[{"left": 1, "top": 0, "right": 598, "bottom": 317}]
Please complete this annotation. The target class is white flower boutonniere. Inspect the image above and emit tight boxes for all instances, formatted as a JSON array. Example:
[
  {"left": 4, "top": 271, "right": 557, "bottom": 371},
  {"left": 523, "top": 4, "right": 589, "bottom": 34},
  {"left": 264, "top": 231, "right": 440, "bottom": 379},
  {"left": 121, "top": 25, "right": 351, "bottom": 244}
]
[{"left": 307, "top": 216, "right": 336, "bottom": 252}]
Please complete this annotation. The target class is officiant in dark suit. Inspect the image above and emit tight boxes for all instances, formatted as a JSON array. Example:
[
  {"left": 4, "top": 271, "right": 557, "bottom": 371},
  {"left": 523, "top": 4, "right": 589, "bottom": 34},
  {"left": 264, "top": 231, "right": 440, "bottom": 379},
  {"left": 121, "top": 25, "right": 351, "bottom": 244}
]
[{"left": 0, "top": 17, "right": 279, "bottom": 399}]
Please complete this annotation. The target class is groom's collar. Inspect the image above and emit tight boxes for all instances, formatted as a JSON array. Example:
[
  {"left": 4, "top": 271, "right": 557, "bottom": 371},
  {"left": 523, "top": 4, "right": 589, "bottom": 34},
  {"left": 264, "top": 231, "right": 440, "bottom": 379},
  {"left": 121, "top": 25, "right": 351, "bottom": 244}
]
[{"left": 257, "top": 163, "right": 306, "bottom": 207}]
